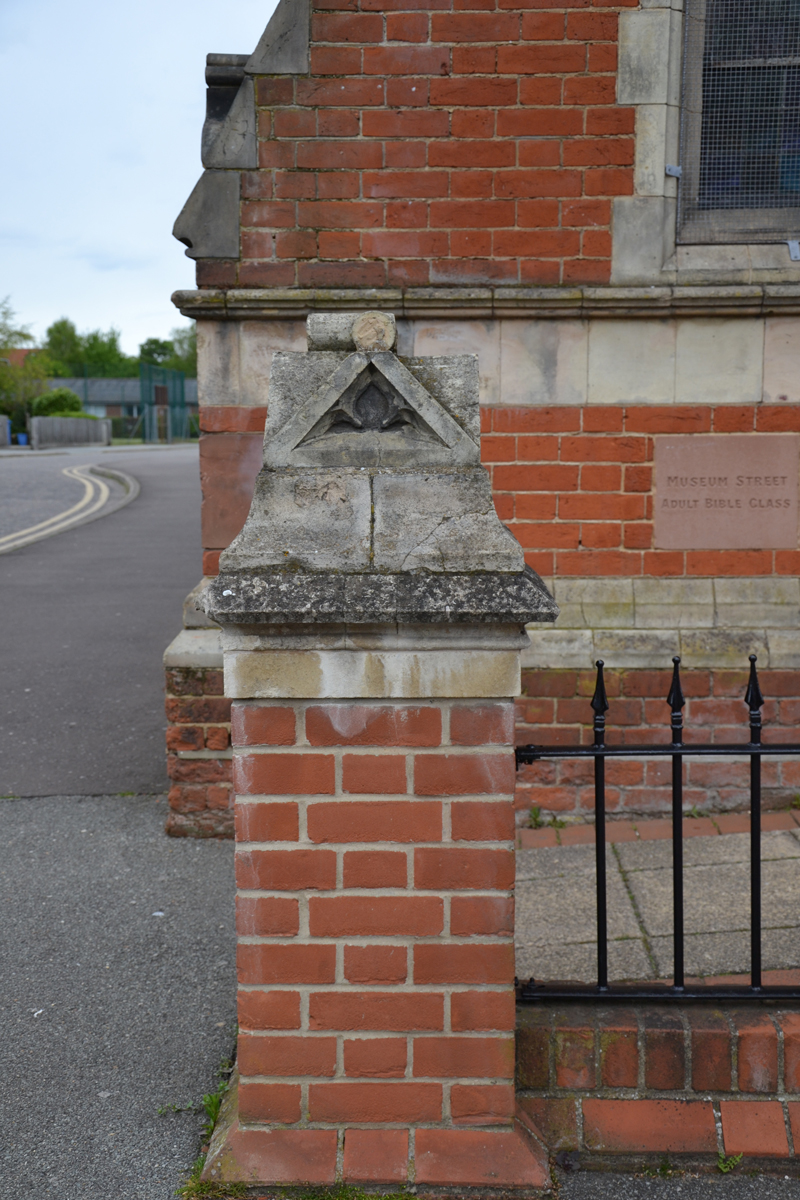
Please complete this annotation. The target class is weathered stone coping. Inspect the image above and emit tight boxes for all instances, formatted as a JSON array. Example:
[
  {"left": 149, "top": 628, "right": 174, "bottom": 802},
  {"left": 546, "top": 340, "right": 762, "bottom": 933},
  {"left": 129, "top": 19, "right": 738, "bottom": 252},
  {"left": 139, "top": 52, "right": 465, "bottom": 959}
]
[
  {"left": 172, "top": 283, "right": 800, "bottom": 322},
  {"left": 202, "top": 567, "right": 558, "bottom": 627}
]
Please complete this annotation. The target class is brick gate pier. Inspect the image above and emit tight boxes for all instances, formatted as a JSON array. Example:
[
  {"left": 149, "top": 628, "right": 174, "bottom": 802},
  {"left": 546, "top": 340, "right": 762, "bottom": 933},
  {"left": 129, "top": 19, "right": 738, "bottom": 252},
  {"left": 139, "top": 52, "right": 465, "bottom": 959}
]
[{"left": 199, "top": 311, "right": 557, "bottom": 1189}]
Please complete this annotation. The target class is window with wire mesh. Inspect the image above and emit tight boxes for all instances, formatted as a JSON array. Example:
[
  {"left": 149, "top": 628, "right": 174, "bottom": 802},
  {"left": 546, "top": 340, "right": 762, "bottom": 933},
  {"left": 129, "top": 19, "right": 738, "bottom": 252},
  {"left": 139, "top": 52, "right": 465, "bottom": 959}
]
[{"left": 678, "top": 0, "right": 800, "bottom": 243}]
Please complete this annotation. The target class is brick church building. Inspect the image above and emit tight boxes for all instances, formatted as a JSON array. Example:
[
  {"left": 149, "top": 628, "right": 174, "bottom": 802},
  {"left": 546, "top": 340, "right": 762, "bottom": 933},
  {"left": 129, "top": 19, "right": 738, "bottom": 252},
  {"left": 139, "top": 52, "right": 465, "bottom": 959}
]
[{"left": 166, "top": 0, "right": 800, "bottom": 835}]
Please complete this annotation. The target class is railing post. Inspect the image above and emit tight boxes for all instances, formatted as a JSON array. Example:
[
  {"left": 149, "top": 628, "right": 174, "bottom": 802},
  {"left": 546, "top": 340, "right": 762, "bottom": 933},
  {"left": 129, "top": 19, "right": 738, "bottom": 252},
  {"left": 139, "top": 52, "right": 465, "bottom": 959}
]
[
  {"left": 745, "top": 654, "right": 764, "bottom": 993},
  {"left": 591, "top": 660, "right": 609, "bottom": 993},
  {"left": 667, "top": 657, "right": 685, "bottom": 992}
]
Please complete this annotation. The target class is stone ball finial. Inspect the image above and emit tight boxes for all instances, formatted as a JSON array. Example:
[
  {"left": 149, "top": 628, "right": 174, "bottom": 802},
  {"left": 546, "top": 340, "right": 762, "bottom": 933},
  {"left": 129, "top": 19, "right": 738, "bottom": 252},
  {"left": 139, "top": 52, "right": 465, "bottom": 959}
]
[{"left": 351, "top": 311, "right": 396, "bottom": 353}]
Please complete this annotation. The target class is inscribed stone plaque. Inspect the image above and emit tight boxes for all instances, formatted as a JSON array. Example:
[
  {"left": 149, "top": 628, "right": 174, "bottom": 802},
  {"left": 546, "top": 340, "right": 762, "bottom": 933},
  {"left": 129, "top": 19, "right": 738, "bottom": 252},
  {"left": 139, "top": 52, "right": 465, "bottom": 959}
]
[{"left": 654, "top": 434, "right": 799, "bottom": 550}]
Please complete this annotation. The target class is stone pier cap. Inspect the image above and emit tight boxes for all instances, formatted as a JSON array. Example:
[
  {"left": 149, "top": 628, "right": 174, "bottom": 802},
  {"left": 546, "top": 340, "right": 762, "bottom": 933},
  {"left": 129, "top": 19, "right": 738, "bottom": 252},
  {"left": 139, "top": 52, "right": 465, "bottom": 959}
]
[{"left": 202, "top": 311, "right": 557, "bottom": 629}]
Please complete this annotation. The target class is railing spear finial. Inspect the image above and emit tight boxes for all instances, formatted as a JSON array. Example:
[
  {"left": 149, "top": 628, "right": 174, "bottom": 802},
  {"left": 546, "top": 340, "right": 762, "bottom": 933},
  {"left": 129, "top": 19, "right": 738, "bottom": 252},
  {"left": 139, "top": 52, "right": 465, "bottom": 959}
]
[
  {"left": 745, "top": 653, "right": 763, "bottom": 746},
  {"left": 666, "top": 655, "right": 685, "bottom": 747},
  {"left": 591, "top": 659, "right": 609, "bottom": 746}
]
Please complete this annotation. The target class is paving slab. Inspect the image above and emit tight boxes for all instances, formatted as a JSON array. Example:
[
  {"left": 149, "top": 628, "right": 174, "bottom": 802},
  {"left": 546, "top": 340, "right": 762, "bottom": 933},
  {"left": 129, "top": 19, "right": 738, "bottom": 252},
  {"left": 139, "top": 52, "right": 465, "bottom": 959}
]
[{"left": 515, "top": 828, "right": 800, "bottom": 983}]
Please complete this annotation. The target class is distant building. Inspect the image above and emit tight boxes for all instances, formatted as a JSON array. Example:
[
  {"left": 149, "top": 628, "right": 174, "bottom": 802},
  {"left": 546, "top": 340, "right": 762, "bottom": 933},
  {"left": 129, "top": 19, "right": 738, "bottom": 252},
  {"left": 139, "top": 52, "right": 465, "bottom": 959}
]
[
  {"left": 44, "top": 377, "right": 198, "bottom": 419},
  {"left": 5, "top": 348, "right": 37, "bottom": 368}
]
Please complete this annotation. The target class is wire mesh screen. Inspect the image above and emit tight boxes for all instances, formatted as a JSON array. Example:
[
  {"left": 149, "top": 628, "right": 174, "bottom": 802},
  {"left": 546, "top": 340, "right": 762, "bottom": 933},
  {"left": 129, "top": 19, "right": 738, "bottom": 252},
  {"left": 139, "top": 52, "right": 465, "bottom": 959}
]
[{"left": 678, "top": 0, "right": 800, "bottom": 243}]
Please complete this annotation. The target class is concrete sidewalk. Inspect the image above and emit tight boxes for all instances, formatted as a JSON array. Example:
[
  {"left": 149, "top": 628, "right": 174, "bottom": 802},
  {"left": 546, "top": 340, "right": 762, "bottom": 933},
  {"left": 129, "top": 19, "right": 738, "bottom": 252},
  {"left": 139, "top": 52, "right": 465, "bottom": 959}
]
[{"left": 0, "top": 792, "right": 235, "bottom": 1199}]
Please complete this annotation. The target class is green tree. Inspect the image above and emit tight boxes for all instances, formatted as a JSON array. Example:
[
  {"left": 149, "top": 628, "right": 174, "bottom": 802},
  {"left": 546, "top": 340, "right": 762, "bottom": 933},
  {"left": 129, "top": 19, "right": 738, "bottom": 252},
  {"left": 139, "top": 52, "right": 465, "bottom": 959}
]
[
  {"left": 44, "top": 318, "right": 138, "bottom": 378},
  {"left": 79, "top": 328, "right": 138, "bottom": 377},
  {"left": 139, "top": 337, "right": 174, "bottom": 366},
  {"left": 0, "top": 296, "right": 34, "bottom": 351},
  {"left": 44, "top": 318, "right": 83, "bottom": 376},
  {"left": 31, "top": 387, "right": 83, "bottom": 416},
  {"left": 0, "top": 299, "right": 49, "bottom": 431},
  {"left": 166, "top": 324, "right": 197, "bottom": 377}
]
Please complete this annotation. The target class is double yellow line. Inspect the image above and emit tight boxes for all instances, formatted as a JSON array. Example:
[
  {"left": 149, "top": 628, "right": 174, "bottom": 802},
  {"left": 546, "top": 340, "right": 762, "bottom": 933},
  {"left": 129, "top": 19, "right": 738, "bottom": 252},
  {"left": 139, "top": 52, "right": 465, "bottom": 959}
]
[{"left": 0, "top": 465, "right": 111, "bottom": 555}]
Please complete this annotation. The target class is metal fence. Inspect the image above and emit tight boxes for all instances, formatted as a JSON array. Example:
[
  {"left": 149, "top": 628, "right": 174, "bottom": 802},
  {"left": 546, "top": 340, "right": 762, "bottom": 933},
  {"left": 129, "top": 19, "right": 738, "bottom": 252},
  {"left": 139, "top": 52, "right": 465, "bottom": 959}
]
[
  {"left": 138, "top": 364, "right": 201, "bottom": 442},
  {"left": 516, "top": 655, "right": 800, "bottom": 1003}
]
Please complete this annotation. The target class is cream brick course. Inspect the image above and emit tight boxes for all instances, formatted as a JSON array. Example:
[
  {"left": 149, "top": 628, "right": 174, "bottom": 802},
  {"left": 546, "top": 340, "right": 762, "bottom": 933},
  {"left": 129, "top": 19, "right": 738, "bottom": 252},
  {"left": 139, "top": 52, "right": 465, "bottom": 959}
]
[
  {"left": 197, "top": 320, "right": 241, "bottom": 407},
  {"left": 716, "top": 605, "right": 800, "bottom": 629},
  {"left": 766, "top": 631, "right": 800, "bottom": 669},
  {"left": 194, "top": 316, "right": 800, "bottom": 409},
  {"left": 594, "top": 628, "right": 680, "bottom": 666},
  {"left": 522, "top": 577, "right": 798, "bottom": 669},
  {"left": 763, "top": 317, "right": 800, "bottom": 404},
  {"left": 633, "top": 577, "right": 714, "bottom": 606},
  {"left": 636, "top": 603, "right": 714, "bottom": 629},
  {"left": 413, "top": 319, "right": 500, "bottom": 407},
  {"left": 587, "top": 319, "right": 675, "bottom": 405},
  {"left": 713, "top": 577, "right": 800, "bottom": 606},
  {"left": 238, "top": 320, "right": 306, "bottom": 408},
  {"left": 225, "top": 648, "right": 521, "bottom": 699},
  {"left": 554, "top": 577, "right": 634, "bottom": 604},
  {"left": 522, "top": 629, "right": 593, "bottom": 669},
  {"left": 581, "top": 601, "right": 636, "bottom": 629},
  {"left": 674, "top": 318, "right": 763, "bottom": 407},
  {"left": 499, "top": 319, "right": 588, "bottom": 408},
  {"left": 545, "top": 603, "right": 581, "bottom": 627},
  {"left": 678, "top": 629, "right": 769, "bottom": 668}
]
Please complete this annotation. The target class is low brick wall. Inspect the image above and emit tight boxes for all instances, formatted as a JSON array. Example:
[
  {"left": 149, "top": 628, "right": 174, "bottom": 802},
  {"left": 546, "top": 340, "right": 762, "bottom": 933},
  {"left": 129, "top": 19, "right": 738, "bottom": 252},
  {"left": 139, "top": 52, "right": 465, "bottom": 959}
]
[
  {"left": 165, "top": 665, "right": 233, "bottom": 837},
  {"left": 515, "top": 666, "right": 800, "bottom": 821},
  {"left": 163, "top": 660, "right": 800, "bottom": 833},
  {"left": 517, "top": 1004, "right": 800, "bottom": 1166}
]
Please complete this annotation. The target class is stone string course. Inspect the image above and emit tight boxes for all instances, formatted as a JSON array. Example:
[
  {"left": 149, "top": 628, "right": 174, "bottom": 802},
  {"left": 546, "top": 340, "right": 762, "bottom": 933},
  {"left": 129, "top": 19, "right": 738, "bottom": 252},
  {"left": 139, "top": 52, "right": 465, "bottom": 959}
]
[{"left": 517, "top": 1005, "right": 800, "bottom": 1165}]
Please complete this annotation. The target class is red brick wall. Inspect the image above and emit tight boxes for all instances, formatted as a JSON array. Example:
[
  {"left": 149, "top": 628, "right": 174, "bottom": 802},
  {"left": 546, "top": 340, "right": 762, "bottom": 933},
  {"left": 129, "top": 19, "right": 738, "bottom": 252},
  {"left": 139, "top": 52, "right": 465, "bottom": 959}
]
[
  {"left": 197, "top": 403, "right": 800, "bottom": 577},
  {"left": 484, "top": 404, "right": 800, "bottom": 578},
  {"left": 162, "top": 662, "right": 800, "bottom": 832},
  {"left": 515, "top": 666, "right": 800, "bottom": 819},
  {"left": 199, "top": 0, "right": 637, "bottom": 291},
  {"left": 165, "top": 666, "right": 233, "bottom": 836},
  {"left": 517, "top": 1006, "right": 800, "bottom": 1162}
]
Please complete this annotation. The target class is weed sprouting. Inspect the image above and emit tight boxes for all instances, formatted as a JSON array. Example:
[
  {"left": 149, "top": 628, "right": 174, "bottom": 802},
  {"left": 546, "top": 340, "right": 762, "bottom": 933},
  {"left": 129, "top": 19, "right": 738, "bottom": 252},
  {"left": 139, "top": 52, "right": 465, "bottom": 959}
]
[{"left": 175, "top": 1156, "right": 245, "bottom": 1199}]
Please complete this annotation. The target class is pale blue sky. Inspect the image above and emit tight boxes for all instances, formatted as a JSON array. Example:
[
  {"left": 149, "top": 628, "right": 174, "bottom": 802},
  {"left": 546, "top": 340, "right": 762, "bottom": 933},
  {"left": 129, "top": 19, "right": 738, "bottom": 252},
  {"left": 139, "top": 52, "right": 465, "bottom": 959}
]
[{"left": 0, "top": 0, "right": 277, "bottom": 353}]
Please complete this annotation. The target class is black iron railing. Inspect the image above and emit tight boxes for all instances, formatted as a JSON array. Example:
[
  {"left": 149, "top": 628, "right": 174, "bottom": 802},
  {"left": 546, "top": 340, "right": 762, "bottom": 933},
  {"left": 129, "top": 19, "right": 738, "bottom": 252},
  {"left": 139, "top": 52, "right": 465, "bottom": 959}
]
[{"left": 516, "top": 655, "right": 800, "bottom": 1003}]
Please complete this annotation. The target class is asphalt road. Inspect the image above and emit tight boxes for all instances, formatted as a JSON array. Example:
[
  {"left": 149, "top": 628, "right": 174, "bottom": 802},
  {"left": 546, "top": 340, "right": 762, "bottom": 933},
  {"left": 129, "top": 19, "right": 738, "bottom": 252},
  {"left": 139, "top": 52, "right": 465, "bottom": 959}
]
[
  {"left": 0, "top": 451, "right": 92, "bottom": 539},
  {"left": 0, "top": 445, "right": 202, "bottom": 796},
  {"left": 557, "top": 1172, "right": 800, "bottom": 1198}
]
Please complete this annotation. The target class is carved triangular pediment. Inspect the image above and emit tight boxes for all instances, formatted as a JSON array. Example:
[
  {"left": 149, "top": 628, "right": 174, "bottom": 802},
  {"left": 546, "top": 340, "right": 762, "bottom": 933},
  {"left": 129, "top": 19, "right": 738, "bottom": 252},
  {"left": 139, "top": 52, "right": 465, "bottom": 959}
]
[
  {"left": 264, "top": 351, "right": 480, "bottom": 469},
  {"left": 299, "top": 360, "right": 444, "bottom": 447}
]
